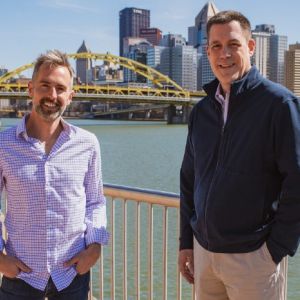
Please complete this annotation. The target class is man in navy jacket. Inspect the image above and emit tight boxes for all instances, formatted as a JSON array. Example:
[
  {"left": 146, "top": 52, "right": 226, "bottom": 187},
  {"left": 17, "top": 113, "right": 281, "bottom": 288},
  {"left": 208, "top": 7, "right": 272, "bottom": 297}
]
[{"left": 179, "top": 10, "right": 300, "bottom": 300}]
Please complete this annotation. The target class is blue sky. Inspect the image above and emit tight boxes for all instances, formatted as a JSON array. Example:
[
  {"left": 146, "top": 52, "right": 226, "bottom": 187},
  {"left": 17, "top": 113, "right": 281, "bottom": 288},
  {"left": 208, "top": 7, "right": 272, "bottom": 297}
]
[{"left": 1, "top": 0, "right": 299, "bottom": 71}]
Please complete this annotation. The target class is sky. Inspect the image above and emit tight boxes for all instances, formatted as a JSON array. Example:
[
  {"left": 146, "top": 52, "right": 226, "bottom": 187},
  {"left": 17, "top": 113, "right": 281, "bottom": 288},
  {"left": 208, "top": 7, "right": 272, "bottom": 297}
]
[{"left": 1, "top": 0, "right": 299, "bottom": 71}]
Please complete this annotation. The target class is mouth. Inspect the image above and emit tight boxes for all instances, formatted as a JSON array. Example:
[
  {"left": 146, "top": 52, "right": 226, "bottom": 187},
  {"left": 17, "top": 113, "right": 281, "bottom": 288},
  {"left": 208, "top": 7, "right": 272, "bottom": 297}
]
[
  {"left": 43, "top": 102, "right": 57, "bottom": 108},
  {"left": 218, "top": 62, "right": 235, "bottom": 68},
  {"left": 219, "top": 64, "right": 235, "bottom": 69},
  {"left": 40, "top": 99, "right": 60, "bottom": 110}
]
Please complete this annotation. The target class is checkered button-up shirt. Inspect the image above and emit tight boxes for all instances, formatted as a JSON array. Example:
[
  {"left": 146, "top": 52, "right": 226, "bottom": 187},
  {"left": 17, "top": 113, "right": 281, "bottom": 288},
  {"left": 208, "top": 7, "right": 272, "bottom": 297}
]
[{"left": 0, "top": 116, "right": 109, "bottom": 291}]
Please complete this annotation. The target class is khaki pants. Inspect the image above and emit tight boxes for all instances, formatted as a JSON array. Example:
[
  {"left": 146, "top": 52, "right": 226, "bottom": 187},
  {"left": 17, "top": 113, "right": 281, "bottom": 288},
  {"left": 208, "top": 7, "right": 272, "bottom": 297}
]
[{"left": 194, "top": 238, "right": 287, "bottom": 300}]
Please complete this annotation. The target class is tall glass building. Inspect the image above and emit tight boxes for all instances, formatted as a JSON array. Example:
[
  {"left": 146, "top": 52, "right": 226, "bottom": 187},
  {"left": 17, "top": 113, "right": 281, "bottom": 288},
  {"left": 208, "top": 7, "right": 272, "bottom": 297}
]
[
  {"left": 188, "top": 1, "right": 219, "bottom": 89},
  {"left": 119, "top": 7, "right": 150, "bottom": 56},
  {"left": 252, "top": 24, "right": 287, "bottom": 84},
  {"left": 270, "top": 35, "right": 288, "bottom": 85}
]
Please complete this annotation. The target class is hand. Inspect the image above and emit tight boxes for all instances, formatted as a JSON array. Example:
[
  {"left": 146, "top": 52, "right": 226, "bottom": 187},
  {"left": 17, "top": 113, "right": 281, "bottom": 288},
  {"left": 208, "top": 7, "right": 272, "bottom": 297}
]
[
  {"left": 64, "top": 243, "right": 101, "bottom": 275},
  {"left": 0, "top": 252, "right": 32, "bottom": 278},
  {"left": 178, "top": 249, "right": 194, "bottom": 284}
]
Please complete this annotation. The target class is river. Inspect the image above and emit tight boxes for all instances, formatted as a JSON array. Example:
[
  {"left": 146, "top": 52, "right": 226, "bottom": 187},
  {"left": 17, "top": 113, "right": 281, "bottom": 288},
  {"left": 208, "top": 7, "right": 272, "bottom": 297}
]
[{"left": 1, "top": 118, "right": 299, "bottom": 299}]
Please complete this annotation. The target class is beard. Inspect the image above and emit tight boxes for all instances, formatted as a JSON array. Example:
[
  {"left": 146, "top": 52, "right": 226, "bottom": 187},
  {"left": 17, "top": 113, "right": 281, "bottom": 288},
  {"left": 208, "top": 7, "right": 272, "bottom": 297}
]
[{"left": 34, "top": 97, "right": 66, "bottom": 121}]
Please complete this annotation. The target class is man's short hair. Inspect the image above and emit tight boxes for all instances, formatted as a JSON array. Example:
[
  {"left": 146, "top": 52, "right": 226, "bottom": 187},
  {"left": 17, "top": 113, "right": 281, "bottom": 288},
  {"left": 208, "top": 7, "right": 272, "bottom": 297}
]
[
  {"left": 206, "top": 10, "right": 252, "bottom": 41},
  {"left": 32, "top": 50, "right": 74, "bottom": 86}
]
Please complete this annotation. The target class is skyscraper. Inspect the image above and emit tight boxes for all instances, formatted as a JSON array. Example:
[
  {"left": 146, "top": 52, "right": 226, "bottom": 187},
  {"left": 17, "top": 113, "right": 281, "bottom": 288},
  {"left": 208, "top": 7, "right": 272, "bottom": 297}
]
[
  {"left": 123, "top": 39, "right": 152, "bottom": 83},
  {"left": 284, "top": 43, "right": 300, "bottom": 96},
  {"left": 251, "top": 31, "right": 271, "bottom": 78},
  {"left": 140, "top": 28, "right": 162, "bottom": 46},
  {"left": 119, "top": 7, "right": 150, "bottom": 56},
  {"left": 269, "top": 35, "right": 288, "bottom": 85},
  {"left": 76, "top": 40, "right": 92, "bottom": 84},
  {"left": 252, "top": 24, "right": 287, "bottom": 84},
  {"left": 188, "top": 1, "right": 219, "bottom": 89},
  {"left": 158, "top": 34, "right": 197, "bottom": 91}
]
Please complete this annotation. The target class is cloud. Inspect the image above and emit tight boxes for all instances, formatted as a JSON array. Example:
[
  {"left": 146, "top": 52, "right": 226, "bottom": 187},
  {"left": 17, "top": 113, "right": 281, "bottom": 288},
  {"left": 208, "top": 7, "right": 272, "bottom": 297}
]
[{"left": 37, "top": 0, "right": 98, "bottom": 13}]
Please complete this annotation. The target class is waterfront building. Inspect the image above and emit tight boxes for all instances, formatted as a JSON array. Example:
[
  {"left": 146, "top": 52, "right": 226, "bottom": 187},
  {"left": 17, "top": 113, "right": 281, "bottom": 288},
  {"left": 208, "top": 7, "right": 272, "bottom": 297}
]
[
  {"left": 284, "top": 43, "right": 300, "bottom": 96},
  {"left": 148, "top": 34, "right": 197, "bottom": 90},
  {"left": 251, "top": 31, "right": 271, "bottom": 78},
  {"left": 158, "top": 34, "right": 197, "bottom": 91},
  {"left": 188, "top": 26, "right": 198, "bottom": 47},
  {"left": 123, "top": 37, "right": 149, "bottom": 57},
  {"left": 140, "top": 28, "right": 162, "bottom": 46},
  {"left": 119, "top": 7, "right": 150, "bottom": 56},
  {"left": 254, "top": 24, "right": 275, "bottom": 34},
  {"left": 147, "top": 46, "right": 165, "bottom": 71},
  {"left": 159, "top": 34, "right": 186, "bottom": 47},
  {"left": 91, "top": 61, "right": 123, "bottom": 83},
  {"left": 76, "top": 40, "right": 92, "bottom": 84},
  {"left": 269, "top": 35, "right": 288, "bottom": 85},
  {"left": 147, "top": 46, "right": 166, "bottom": 86},
  {"left": 189, "top": 1, "right": 219, "bottom": 89},
  {"left": 124, "top": 39, "right": 152, "bottom": 83},
  {"left": 171, "top": 45, "right": 198, "bottom": 91},
  {"left": 252, "top": 24, "right": 288, "bottom": 84}
]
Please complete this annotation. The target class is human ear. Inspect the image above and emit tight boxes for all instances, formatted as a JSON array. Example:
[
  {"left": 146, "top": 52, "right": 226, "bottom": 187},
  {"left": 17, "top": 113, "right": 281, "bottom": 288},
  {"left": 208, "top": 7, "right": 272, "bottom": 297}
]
[{"left": 248, "top": 38, "right": 255, "bottom": 57}]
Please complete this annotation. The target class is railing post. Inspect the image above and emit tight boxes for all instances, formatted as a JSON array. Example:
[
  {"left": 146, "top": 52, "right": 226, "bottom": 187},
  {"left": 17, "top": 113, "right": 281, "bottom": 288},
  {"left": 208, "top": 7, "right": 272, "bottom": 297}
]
[{"left": 123, "top": 200, "right": 128, "bottom": 300}]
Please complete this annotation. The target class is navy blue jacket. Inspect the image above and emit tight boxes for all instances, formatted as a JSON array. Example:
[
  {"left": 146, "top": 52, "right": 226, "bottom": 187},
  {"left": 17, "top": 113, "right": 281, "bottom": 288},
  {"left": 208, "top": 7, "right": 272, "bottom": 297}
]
[{"left": 180, "top": 66, "right": 300, "bottom": 264}]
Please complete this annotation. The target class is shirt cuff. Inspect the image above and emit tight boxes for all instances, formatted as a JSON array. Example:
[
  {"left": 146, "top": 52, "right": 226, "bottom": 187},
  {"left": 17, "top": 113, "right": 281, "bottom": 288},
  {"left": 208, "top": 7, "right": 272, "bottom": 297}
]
[
  {"left": 0, "top": 237, "right": 5, "bottom": 252},
  {"left": 85, "top": 227, "right": 109, "bottom": 246}
]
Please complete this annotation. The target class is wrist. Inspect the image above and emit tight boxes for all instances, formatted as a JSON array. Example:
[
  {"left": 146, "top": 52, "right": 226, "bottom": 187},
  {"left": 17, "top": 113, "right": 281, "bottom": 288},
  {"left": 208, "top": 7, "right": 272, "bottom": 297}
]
[{"left": 87, "top": 243, "right": 101, "bottom": 250}]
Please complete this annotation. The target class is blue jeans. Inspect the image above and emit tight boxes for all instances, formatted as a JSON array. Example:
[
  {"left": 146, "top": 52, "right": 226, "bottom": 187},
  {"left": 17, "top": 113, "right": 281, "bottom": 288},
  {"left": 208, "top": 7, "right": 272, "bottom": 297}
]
[{"left": 0, "top": 272, "right": 90, "bottom": 300}]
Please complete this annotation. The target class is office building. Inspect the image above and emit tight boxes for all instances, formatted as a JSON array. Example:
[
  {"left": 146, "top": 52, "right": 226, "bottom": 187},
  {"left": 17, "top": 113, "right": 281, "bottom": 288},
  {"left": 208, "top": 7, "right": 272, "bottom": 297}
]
[
  {"left": 160, "top": 34, "right": 186, "bottom": 47},
  {"left": 252, "top": 24, "right": 288, "bottom": 84},
  {"left": 140, "top": 28, "right": 162, "bottom": 46},
  {"left": 119, "top": 7, "right": 150, "bottom": 56},
  {"left": 147, "top": 46, "right": 165, "bottom": 72},
  {"left": 123, "top": 39, "right": 152, "bottom": 83},
  {"left": 189, "top": 1, "right": 219, "bottom": 89},
  {"left": 123, "top": 37, "right": 150, "bottom": 56},
  {"left": 146, "top": 45, "right": 165, "bottom": 87},
  {"left": 188, "top": 26, "right": 198, "bottom": 47},
  {"left": 157, "top": 34, "right": 197, "bottom": 91},
  {"left": 284, "top": 43, "right": 300, "bottom": 96},
  {"left": 251, "top": 31, "right": 271, "bottom": 78},
  {"left": 172, "top": 46, "right": 197, "bottom": 90},
  {"left": 76, "top": 40, "right": 92, "bottom": 84},
  {"left": 254, "top": 24, "right": 275, "bottom": 34},
  {"left": 269, "top": 35, "right": 288, "bottom": 85}
]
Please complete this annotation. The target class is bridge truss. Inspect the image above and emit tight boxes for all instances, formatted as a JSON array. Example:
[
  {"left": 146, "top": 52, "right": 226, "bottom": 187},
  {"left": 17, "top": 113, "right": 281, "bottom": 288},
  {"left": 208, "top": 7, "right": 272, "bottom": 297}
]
[{"left": 0, "top": 52, "right": 205, "bottom": 103}]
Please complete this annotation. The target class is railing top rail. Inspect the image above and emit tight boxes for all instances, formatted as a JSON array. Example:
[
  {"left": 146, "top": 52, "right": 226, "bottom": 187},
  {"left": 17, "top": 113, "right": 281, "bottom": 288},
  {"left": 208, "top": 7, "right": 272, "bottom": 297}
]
[{"left": 104, "top": 183, "right": 180, "bottom": 208}]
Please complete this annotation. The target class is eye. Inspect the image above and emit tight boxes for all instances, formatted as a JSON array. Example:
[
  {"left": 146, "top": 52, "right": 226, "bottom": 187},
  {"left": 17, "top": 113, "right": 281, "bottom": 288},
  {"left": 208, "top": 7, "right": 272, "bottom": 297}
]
[
  {"left": 210, "top": 44, "right": 221, "bottom": 50},
  {"left": 229, "top": 42, "right": 240, "bottom": 48},
  {"left": 56, "top": 86, "right": 67, "bottom": 93},
  {"left": 40, "top": 83, "right": 50, "bottom": 90}
]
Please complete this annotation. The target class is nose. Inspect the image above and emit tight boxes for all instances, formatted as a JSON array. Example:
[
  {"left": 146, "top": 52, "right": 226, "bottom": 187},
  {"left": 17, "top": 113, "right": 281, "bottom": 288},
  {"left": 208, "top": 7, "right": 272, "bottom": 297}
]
[
  {"left": 220, "top": 46, "right": 231, "bottom": 58},
  {"left": 48, "top": 86, "right": 58, "bottom": 99}
]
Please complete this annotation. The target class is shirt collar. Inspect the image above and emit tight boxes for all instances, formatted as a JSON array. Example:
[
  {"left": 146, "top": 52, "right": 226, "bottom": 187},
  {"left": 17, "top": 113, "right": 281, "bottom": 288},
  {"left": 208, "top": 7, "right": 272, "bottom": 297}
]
[
  {"left": 215, "top": 84, "right": 230, "bottom": 105},
  {"left": 16, "top": 114, "right": 74, "bottom": 140},
  {"left": 204, "top": 66, "right": 262, "bottom": 99}
]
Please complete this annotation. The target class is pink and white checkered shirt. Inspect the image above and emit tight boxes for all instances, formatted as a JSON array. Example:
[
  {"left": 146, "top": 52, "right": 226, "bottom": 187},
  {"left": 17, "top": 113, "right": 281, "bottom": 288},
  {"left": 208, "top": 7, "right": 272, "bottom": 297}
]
[{"left": 0, "top": 115, "right": 109, "bottom": 291}]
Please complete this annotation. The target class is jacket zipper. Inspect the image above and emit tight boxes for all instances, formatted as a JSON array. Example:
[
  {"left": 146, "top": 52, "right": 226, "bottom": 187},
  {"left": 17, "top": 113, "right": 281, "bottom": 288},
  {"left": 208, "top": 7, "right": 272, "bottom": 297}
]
[{"left": 204, "top": 108, "right": 225, "bottom": 250}]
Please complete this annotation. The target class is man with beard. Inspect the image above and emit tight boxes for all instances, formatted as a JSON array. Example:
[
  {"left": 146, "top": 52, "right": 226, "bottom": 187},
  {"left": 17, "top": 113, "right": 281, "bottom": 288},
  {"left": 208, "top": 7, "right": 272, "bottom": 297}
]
[{"left": 0, "top": 50, "right": 109, "bottom": 299}]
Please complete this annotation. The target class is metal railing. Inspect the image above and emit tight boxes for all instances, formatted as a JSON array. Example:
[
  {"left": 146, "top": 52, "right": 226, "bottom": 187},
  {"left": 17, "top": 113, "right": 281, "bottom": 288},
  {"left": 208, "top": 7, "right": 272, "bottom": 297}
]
[
  {"left": 91, "top": 184, "right": 194, "bottom": 300},
  {"left": 1, "top": 184, "right": 288, "bottom": 299}
]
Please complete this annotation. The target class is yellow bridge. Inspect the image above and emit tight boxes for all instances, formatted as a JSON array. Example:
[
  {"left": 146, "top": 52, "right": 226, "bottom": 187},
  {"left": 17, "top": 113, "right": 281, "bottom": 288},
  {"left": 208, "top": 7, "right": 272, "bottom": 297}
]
[{"left": 0, "top": 52, "right": 205, "bottom": 105}]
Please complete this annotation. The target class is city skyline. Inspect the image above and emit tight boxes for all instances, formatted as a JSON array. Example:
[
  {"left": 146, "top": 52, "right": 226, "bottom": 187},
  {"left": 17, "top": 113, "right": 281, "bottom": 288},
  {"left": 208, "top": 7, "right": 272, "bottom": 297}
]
[{"left": 1, "top": 0, "right": 300, "bottom": 71}]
